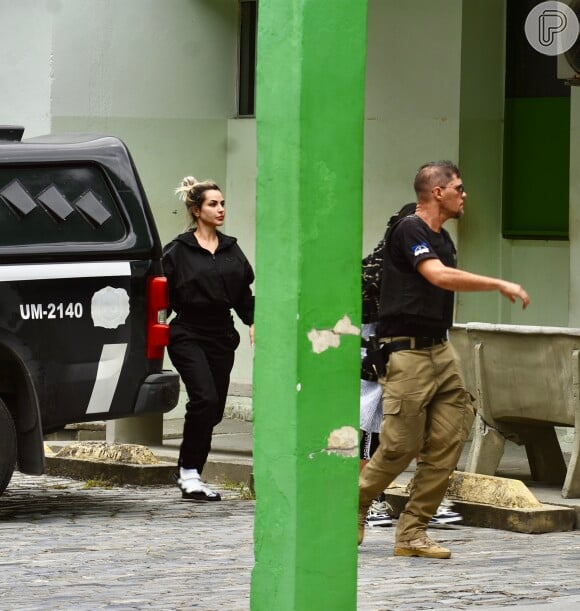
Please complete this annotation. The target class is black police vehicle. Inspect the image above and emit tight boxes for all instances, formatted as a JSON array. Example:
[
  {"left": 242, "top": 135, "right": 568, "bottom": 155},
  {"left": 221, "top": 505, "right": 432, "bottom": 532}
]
[{"left": 0, "top": 126, "right": 180, "bottom": 495}]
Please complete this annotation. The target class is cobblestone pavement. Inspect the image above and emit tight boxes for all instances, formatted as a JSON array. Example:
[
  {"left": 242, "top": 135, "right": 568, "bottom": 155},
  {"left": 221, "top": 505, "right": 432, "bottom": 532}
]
[
  {"left": 358, "top": 525, "right": 580, "bottom": 610},
  {"left": 1, "top": 473, "right": 580, "bottom": 610}
]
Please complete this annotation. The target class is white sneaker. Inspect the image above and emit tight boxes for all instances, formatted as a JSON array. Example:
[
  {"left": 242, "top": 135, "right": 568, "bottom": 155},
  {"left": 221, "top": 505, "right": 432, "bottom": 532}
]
[
  {"left": 177, "top": 468, "right": 221, "bottom": 502},
  {"left": 365, "top": 499, "right": 393, "bottom": 527},
  {"left": 429, "top": 500, "right": 462, "bottom": 526}
]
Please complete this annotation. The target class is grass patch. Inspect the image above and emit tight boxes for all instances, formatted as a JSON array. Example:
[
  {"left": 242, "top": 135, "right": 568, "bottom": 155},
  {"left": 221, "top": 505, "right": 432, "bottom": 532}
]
[
  {"left": 220, "top": 477, "right": 255, "bottom": 500},
  {"left": 82, "top": 477, "right": 115, "bottom": 490}
]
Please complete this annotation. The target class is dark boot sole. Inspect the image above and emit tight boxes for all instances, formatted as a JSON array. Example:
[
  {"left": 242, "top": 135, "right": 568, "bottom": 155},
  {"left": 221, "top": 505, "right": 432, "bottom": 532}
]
[
  {"left": 394, "top": 547, "right": 451, "bottom": 559},
  {"left": 181, "top": 491, "right": 221, "bottom": 502}
]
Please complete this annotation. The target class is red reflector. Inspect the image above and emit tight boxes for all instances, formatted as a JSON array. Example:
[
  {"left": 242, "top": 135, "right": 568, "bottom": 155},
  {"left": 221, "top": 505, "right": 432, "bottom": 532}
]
[{"left": 147, "top": 276, "right": 170, "bottom": 360}]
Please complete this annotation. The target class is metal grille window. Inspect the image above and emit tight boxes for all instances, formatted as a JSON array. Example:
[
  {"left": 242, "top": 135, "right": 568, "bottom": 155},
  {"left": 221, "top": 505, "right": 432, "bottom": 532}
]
[
  {"left": 238, "top": 0, "right": 257, "bottom": 117},
  {"left": 0, "top": 166, "right": 127, "bottom": 250}
]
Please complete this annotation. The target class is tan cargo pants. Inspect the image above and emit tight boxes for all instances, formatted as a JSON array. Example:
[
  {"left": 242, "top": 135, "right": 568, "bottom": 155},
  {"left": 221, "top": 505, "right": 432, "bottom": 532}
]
[{"left": 358, "top": 340, "right": 475, "bottom": 542}]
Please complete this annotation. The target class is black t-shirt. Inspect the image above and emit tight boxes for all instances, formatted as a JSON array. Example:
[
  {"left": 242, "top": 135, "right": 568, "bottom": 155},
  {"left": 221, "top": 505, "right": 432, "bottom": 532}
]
[{"left": 377, "top": 215, "right": 456, "bottom": 337}]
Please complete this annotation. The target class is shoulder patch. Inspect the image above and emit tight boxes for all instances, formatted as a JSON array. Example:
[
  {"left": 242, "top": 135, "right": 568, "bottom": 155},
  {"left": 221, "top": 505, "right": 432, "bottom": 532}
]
[{"left": 411, "top": 242, "right": 430, "bottom": 257}]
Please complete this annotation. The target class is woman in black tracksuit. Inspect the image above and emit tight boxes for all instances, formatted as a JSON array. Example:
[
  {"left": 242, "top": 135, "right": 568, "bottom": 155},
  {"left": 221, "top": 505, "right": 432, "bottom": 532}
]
[{"left": 162, "top": 176, "right": 254, "bottom": 501}]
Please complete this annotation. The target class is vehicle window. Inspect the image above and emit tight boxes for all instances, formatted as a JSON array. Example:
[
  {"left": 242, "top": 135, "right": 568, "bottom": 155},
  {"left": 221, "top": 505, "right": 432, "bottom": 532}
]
[{"left": 0, "top": 165, "right": 128, "bottom": 250}]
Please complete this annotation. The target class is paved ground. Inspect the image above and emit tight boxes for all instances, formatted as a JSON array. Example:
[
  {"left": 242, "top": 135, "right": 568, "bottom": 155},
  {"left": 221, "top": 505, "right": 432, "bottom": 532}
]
[
  {"left": 2, "top": 472, "right": 580, "bottom": 610},
  {"left": 1, "top": 473, "right": 253, "bottom": 611}
]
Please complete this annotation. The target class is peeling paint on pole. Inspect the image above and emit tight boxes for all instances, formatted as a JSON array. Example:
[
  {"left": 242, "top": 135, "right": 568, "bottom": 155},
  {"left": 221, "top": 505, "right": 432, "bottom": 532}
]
[
  {"left": 307, "top": 315, "right": 360, "bottom": 353},
  {"left": 308, "top": 426, "right": 359, "bottom": 459}
]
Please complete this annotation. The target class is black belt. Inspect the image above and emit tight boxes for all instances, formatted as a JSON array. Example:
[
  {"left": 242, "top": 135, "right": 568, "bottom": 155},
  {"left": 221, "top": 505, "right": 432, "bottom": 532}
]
[
  {"left": 380, "top": 336, "right": 447, "bottom": 351},
  {"left": 360, "top": 335, "right": 447, "bottom": 381}
]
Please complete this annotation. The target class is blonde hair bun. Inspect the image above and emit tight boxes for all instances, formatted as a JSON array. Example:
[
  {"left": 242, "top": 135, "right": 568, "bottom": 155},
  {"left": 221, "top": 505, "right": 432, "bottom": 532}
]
[{"left": 175, "top": 176, "right": 198, "bottom": 201}]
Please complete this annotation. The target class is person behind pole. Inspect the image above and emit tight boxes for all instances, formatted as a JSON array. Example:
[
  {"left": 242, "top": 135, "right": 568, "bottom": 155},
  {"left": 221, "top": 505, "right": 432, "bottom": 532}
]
[
  {"left": 360, "top": 202, "right": 462, "bottom": 529},
  {"left": 358, "top": 161, "right": 530, "bottom": 558},
  {"left": 359, "top": 204, "right": 415, "bottom": 529},
  {"left": 163, "top": 177, "right": 255, "bottom": 501}
]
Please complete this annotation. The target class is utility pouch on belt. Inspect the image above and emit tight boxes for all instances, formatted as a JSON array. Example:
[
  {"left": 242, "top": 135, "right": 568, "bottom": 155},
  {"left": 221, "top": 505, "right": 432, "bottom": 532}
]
[{"left": 361, "top": 334, "right": 388, "bottom": 382}]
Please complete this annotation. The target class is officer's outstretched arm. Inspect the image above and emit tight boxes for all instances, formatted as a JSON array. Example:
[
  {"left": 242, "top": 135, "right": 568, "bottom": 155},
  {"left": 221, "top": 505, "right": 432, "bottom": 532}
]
[{"left": 417, "top": 258, "right": 530, "bottom": 309}]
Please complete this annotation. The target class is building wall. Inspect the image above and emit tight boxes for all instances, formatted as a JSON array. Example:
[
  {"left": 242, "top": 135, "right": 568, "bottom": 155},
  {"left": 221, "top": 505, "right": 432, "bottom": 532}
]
[
  {"left": 362, "top": 0, "right": 573, "bottom": 328},
  {"left": 225, "top": 118, "right": 257, "bottom": 387},
  {"left": 50, "top": 0, "right": 238, "bottom": 247},
  {"left": 0, "top": 0, "right": 238, "bottom": 252},
  {"left": 363, "top": 0, "right": 463, "bottom": 255},
  {"left": 0, "top": 0, "right": 240, "bottom": 418},
  {"left": 457, "top": 0, "right": 570, "bottom": 327},
  {"left": 569, "top": 88, "right": 580, "bottom": 328},
  {"left": 456, "top": 0, "right": 505, "bottom": 324},
  {"left": 1, "top": 0, "right": 577, "bottom": 392},
  {"left": 0, "top": 0, "right": 53, "bottom": 136}
]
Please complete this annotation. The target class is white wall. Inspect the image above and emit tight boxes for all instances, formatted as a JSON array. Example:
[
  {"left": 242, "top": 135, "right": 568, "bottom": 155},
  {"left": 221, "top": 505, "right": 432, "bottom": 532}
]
[
  {"left": 501, "top": 241, "right": 570, "bottom": 325},
  {"left": 50, "top": 0, "right": 239, "bottom": 247},
  {"left": 363, "top": 0, "right": 463, "bottom": 255},
  {"left": 225, "top": 118, "right": 257, "bottom": 387},
  {"left": 0, "top": 0, "right": 54, "bottom": 136},
  {"left": 51, "top": 0, "right": 237, "bottom": 122},
  {"left": 569, "top": 88, "right": 580, "bottom": 327}
]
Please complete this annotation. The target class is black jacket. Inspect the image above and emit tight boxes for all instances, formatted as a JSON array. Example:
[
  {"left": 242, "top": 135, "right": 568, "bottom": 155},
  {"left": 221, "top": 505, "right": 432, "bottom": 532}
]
[{"left": 162, "top": 231, "right": 255, "bottom": 330}]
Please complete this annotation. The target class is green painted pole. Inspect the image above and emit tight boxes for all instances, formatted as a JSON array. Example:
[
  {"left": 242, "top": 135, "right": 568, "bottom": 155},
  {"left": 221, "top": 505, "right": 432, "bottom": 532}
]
[{"left": 251, "top": 1, "right": 368, "bottom": 610}]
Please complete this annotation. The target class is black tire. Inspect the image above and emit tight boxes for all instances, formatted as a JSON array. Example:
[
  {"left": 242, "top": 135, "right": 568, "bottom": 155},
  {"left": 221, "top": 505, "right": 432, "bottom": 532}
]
[{"left": 0, "top": 398, "right": 17, "bottom": 496}]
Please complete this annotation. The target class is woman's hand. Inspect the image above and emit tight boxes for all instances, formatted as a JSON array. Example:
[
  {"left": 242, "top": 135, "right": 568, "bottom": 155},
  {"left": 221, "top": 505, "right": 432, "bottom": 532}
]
[{"left": 249, "top": 324, "right": 255, "bottom": 348}]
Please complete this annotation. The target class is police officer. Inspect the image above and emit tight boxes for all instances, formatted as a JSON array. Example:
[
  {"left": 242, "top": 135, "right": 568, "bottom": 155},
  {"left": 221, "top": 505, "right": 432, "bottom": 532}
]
[{"left": 358, "top": 161, "right": 530, "bottom": 558}]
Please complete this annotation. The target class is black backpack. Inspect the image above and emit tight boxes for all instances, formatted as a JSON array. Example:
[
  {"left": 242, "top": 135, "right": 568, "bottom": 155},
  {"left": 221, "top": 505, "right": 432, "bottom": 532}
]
[{"left": 360, "top": 203, "right": 417, "bottom": 380}]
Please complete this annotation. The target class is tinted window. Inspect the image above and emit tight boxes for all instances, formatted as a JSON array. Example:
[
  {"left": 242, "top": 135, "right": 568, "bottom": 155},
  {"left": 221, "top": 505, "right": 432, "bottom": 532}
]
[{"left": 0, "top": 165, "right": 128, "bottom": 250}]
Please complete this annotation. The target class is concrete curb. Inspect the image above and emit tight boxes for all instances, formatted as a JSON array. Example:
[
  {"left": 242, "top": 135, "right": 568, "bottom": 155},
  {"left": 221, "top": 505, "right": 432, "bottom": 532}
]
[
  {"left": 44, "top": 455, "right": 254, "bottom": 489},
  {"left": 452, "top": 498, "right": 576, "bottom": 533},
  {"left": 448, "top": 470, "right": 543, "bottom": 509},
  {"left": 44, "top": 455, "right": 177, "bottom": 486},
  {"left": 42, "top": 442, "right": 577, "bottom": 533},
  {"left": 201, "top": 459, "right": 254, "bottom": 490},
  {"left": 385, "top": 488, "right": 576, "bottom": 534}
]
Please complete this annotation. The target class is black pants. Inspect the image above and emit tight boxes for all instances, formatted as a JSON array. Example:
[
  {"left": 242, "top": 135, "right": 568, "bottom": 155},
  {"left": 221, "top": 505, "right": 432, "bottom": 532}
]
[{"left": 167, "top": 321, "right": 240, "bottom": 474}]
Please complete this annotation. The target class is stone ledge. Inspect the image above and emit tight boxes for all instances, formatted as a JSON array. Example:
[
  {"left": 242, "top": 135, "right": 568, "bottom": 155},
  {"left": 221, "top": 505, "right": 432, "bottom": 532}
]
[
  {"left": 224, "top": 398, "right": 253, "bottom": 421},
  {"left": 228, "top": 382, "right": 253, "bottom": 398},
  {"left": 385, "top": 489, "right": 576, "bottom": 534},
  {"left": 447, "top": 470, "right": 542, "bottom": 509},
  {"left": 44, "top": 454, "right": 253, "bottom": 489},
  {"left": 452, "top": 498, "right": 576, "bottom": 534},
  {"left": 52, "top": 441, "right": 159, "bottom": 465},
  {"left": 65, "top": 421, "right": 105, "bottom": 431},
  {"left": 44, "top": 455, "right": 176, "bottom": 487}
]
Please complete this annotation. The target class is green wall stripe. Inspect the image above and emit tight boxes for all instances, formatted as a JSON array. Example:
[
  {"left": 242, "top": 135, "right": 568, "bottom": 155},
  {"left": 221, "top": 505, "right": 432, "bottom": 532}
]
[{"left": 502, "top": 96, "right": 570, "bottom": 239}]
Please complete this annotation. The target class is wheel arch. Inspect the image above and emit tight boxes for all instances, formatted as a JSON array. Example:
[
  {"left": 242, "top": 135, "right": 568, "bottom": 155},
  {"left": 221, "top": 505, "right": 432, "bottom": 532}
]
[{"left": 0, "top": 342, "right": 45, "bottom": 475}]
